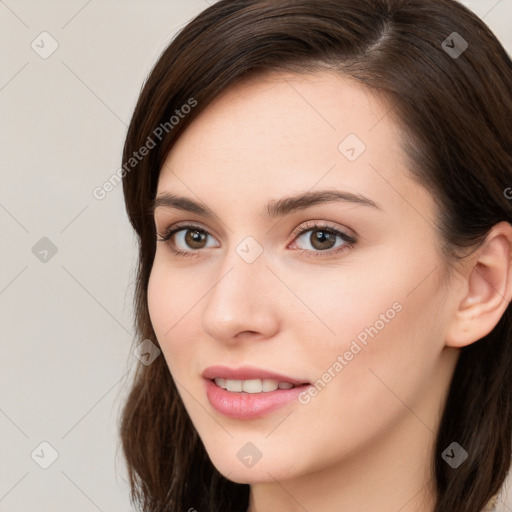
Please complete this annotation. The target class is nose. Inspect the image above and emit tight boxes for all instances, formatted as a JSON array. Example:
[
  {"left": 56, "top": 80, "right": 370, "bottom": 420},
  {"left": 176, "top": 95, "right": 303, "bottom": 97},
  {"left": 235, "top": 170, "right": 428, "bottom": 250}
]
[{"left": 200, "top": 249, "right": 280, "bottom": 344}]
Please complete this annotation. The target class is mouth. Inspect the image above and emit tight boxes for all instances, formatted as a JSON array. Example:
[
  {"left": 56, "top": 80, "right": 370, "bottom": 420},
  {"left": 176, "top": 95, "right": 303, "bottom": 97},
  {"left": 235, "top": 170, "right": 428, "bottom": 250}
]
[
  {"left": 202, "top": 365, "right": 312, "bottom": 419},
  {"left": 211, "top": 377, "right": 310, "bottom": 393},
  {"left": 202, "top": 364, "right": 310, "bottom": 388}
]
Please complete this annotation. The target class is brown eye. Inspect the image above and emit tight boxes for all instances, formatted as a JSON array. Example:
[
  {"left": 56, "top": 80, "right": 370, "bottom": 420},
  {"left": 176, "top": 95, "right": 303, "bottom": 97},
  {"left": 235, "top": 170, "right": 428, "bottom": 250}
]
[
  {"left": 157, "top": 224, "right": 220, "bottom": 254},
  {"left": 293, "top": 224, "right": 355, "bottom": 254},
  {"left": 308, "top": 229, "right": 337, "bottom": 250},
  {"left": 183, "top": 229, "right": 208, "bottom": 249}
]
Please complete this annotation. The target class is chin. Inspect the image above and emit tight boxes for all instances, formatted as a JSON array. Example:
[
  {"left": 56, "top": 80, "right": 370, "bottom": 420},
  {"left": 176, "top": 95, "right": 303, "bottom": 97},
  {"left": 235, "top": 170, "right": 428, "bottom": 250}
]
[{"left": 207, "top": 448, "right": 301, "bottom": 485}]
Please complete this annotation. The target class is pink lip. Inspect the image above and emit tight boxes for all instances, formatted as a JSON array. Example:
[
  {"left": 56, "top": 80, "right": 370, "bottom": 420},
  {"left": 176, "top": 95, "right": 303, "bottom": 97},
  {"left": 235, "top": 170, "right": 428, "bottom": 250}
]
[{"left": 202, "top": 365, "right": 312, "bottom": 419}]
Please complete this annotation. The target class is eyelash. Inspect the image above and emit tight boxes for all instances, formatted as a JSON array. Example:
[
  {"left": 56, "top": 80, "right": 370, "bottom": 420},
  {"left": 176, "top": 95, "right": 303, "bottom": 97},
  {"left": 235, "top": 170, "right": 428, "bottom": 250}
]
[{"left": 156, "top": 221, "right": 357, "bottom": 259}]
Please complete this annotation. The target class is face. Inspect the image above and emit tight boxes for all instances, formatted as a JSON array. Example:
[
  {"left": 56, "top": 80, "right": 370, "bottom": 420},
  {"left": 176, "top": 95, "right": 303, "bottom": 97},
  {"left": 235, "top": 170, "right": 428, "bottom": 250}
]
[{"left": 148, "top": 71, "right": 458, "bottom": 484}]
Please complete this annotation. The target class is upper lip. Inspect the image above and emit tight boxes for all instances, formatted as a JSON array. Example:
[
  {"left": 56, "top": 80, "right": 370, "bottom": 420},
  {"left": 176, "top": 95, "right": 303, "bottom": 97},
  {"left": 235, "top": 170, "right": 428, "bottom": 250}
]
[{"left": 202, "top": 365, "right": 310, "bottom": 386}]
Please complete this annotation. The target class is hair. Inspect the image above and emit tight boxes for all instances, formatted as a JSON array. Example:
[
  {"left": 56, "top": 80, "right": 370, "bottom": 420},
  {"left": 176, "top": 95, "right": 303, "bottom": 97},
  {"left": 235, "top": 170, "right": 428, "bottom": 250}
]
[{"left": 118, "top": 1, "right": 512, "bottom": 511}]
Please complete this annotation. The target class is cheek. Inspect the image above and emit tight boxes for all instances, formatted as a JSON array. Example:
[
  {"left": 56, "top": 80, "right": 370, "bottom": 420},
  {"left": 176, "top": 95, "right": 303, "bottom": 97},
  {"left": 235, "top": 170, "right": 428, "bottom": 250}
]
[
  {"left": 314, "top": 239, "right": 441, "bottom": 339},
  {"left": 147, "top": 260, "right": 197, "bottom": 372},
  {"left": 292, "top": 241, "right": 445, "bottom": 396},
  {"left": 147, "top": 262, "right": 169, "bottom": 338}
]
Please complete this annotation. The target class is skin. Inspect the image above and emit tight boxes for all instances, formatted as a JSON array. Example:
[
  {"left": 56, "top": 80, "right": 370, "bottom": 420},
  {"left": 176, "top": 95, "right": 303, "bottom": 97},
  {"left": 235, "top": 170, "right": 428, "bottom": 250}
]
[{"left": 147, "top": 71, "right": 512, "bottom": 512}]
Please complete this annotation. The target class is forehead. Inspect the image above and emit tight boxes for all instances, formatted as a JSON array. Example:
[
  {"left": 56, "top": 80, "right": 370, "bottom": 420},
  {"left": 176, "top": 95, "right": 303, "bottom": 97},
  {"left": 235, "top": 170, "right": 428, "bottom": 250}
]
[
  {"left": 165, "top": 70, "right": 395, "bottom": 162},
  {"left": 157, "top": 71, "right": 433, "bottom": 224}
]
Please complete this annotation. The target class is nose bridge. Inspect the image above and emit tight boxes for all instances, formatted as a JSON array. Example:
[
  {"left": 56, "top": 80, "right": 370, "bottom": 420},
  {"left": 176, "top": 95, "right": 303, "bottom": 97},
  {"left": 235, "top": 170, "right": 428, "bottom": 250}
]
[{"left": 200, "top": 240, "right": 278, "bottom": 341}]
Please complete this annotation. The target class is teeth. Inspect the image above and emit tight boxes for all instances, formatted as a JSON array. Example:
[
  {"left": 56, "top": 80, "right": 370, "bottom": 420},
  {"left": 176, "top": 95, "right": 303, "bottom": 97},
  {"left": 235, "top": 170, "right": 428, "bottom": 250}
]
[
  {"left": 262, "top": 379, "right": 279, "bottom": 392},
  {"left": 242, "top": 379, "right": 262, "bottom": 393},
  {"left": 213, "top": 378, "right": 297, "bottom": 393}
]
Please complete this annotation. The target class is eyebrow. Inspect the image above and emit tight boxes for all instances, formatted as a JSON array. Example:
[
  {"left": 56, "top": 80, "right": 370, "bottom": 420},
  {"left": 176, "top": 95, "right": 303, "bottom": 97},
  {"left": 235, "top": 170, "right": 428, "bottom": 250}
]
[{"left": 150, "top": 189, "right": 381, "bottom": 218}]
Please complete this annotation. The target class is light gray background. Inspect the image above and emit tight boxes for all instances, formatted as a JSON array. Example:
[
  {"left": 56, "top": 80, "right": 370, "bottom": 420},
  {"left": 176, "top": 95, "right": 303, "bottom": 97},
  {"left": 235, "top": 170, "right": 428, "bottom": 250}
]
[{"left": 1, "top": 1, "right": 511, "bottom": 511}]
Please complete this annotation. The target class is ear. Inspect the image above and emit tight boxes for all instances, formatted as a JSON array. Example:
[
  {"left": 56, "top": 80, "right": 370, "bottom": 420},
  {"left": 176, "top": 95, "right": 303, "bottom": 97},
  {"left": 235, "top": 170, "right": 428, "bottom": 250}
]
[{"left": 445, "top": 221, "right": 512, "bottom": 348}]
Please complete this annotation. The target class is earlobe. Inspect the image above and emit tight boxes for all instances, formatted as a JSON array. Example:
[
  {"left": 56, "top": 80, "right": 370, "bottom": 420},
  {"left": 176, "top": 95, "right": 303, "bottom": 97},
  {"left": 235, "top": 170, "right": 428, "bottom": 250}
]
[{"left": 445, "top": 222, "right": 512, "bottom": 348}]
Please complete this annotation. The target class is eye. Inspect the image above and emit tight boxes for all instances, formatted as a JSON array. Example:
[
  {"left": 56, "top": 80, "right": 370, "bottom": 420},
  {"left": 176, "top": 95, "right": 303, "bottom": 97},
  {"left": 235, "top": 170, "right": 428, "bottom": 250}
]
[
  {"left": 289, "top": 221, "right": 356, "bottom": 257},
  {"left": 156, "top": 223, "right": 219, "bottom": 256}
]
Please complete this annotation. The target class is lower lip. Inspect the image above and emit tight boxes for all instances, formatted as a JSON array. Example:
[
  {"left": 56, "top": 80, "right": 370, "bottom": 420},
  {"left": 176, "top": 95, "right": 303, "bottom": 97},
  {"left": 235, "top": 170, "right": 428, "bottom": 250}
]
[{"left": 205, "top": 379, "right": 312, "bottom": 419}]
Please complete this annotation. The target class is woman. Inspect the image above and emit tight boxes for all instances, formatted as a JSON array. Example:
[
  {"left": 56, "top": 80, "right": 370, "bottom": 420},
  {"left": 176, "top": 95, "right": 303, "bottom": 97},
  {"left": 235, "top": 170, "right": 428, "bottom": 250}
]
[{"left": 119, "top": 1, "right": 512, "bottom": 511}]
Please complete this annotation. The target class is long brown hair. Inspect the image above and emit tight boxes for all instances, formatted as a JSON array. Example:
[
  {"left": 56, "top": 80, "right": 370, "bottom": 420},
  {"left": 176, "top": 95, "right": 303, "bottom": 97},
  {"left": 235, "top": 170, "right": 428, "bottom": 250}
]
[{"left": 118, "top": 1, "right": 512, "bottom": 510}]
